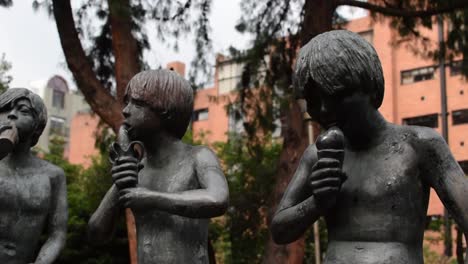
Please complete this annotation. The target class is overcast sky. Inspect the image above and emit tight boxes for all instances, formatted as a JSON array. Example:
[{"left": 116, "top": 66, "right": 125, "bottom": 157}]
[{"left": 0, "top": 1, "right": 365, "bottom": 90}]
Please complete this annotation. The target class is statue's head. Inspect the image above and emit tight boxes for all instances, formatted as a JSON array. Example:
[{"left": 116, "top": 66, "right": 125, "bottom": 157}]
[
  {"left": 0, "top": 88, "right": 47, "bottom": 146},
  {"left": 123, "top": 69, "right": 194, "bottom": 140},
  {"left": 294, "top": 30, "right": 384, "bottom": 127}
]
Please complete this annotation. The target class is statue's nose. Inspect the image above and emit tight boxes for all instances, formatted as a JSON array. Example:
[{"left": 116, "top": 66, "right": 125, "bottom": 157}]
[{"left": 7, "top": 109, "right": 17, "bottom": 120}]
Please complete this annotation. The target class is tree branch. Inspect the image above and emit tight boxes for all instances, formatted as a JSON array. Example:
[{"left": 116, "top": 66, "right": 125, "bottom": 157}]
[
  {"left": 153, "top": 0, "right": 192, "bottom": 21},
  {"left": 52, "top": 0, "right": 123, "bottom": 132},
  {"left": 108, "top": 0, "right": 141, "bottom": 103},
  {"left": 337, "top": 0, "right": 468, "bottom": 18}
]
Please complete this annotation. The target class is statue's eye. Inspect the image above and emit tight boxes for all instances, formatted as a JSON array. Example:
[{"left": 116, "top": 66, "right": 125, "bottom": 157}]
[
  {"left": 18, "top": 106, "right": 31, "bottom": 115},
  {"left": 133, "top": 100, "right": 145, "bottom": 107}
]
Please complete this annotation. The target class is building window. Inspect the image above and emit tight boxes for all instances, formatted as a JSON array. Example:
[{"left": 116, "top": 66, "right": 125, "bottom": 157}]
[
  {"left": 450, "top": 60, "right": 463, "bottom": 76},
  {"left": 452, "top": 109, "right": 468, "bottom": 125},
  {"left": 193, "top": 108, "right": 209, "bottom": 121},
  {"left": 402, "top": 114, "right": 438, "bottom": 128},
  {"left": 52, "top": 90, "right": 65, "bottom": 109},
  {"left": 228, "top": 108, "right": 244, "bottom": 134},
  {"left": 50, "top": 116, "right": 66, "bottom": 136},
  {"left": 401, "top": 66, "right": 435, "bottom": 85},
  {"left": 458, "top": 160, "right": 468, "bottom": 174},
  {"left": 218, "top": 62, "right": 243, "bottom": 94}
]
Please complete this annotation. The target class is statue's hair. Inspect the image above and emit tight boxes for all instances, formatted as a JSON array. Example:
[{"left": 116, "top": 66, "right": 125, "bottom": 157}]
[
  {"left": 0, "top": 88, "right": 48, "bottom": 146},
  {"left": 294, "top": 30, "right": 384, "bottom": 109},
  {"left": 125, "top": 69, "right": 194, "bottom": 139}
]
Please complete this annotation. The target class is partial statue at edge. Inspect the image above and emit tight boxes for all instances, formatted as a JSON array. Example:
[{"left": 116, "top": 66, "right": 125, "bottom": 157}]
[
  {"left": 0, "top": 88, "right": 68, "bottom": 263},
  {"left": 270, "top": 30, "right": 468, "bottom": 263},
  {"left": 88, "top": 69, "right": 229, "bottom": 263}
]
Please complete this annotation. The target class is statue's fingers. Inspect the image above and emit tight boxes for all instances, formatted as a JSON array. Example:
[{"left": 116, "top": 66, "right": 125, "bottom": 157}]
[
  {"left": 115, "top": 177, "right": 138, "bottom": 189},
  {"left": 313, "top": 186, "right": 339, "bottom": 198},
  {"left": 310, "top": 178, "right": 341, "bottom": 190},
  {"left": 116, "top": 156, "right": 139, "bottom": 165},
  {"left": 118, "top": 192, "right": 132, "bottom": 206},
  {"left": 111, "top": 163, "right": 138, "bottom": 174},
  {"left": 112, "top": 170, "right": 138, "bottom": 182},
  {"left": 310, "top": 168, "right": 341, "bottom": 181},
  {"left": 313, "top": 158, "right": 340, "bottom": 170}
]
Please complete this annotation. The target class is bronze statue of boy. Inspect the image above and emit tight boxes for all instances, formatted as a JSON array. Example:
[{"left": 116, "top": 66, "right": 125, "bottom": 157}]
[
  {"left": 0, "top": 88, "right": 68, "bottom": 263},
  {"left": 89, "top": 69, "right": 229, "bottom": 263},
  {"left": 271, "top": 30, "right": 468, "bottom": 263}
]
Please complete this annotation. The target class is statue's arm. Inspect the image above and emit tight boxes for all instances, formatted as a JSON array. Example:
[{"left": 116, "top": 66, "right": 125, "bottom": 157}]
[
  {"left": 270, "top": 145, "right": 321, "bottom": 244},
  {"left": 88, "top": 184, "right": 121, "bottom": 244},
  {"left": 120, "top": 146, "right": 229, "bottom": 218},
  {"left": 417, "top": 127, "right": 468, "bottom": 261},
  {"left": 34, "top": 168, "right": 68, "bottom": 264}
]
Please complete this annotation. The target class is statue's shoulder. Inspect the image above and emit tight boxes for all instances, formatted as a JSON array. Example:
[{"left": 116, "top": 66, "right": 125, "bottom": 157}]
[
  {"left": 190, "top": 145, "right": 221, "bottom": 168},
  {"left": 394, "top": 123, "right": 444, "bottom": 147},
  {"left": 34, "top": 157, "right": 65, "bottom": 179}
]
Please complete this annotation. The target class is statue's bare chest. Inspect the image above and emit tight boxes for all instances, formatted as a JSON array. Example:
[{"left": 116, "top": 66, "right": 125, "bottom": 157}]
[
  {"left": 339, "top": 140, "right": 424, "bottom": 208},
  {"left": 0, "top": 167, "right": 51, "bottom": 216},
  {"left": 138, "top": 156, "right": 199, "bottom": 192},
  {"left": 325, "top": 134, "right": 430, "bottom": 243}
]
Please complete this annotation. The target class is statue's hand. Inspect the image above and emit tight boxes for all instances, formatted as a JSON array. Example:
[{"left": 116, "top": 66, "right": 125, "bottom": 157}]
[
  {"left": 309, "top": 157, "right": 346, "bottom": 211},
  {"left": 111, "top": 156, "right": 140, "bottom": 190},
  {"left": 118, "top": 187, "right": 152, "bottom": 210}
]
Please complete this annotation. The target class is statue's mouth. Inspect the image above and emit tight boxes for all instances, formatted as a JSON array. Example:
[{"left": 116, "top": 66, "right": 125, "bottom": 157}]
[{"left": 122, "top": 122, "right": 133, "bottom": 133}]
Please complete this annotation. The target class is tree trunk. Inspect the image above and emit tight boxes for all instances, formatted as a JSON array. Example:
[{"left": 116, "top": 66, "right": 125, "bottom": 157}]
[
  {"left": 262, "top": 100, "right": 309, "bottom": 264},
  {"left": 52, "top": 0, "right": 123, "bottom": 132},
  {"left": 262, "top": 1, "right": 336, "bottom": 263},
  {"left": 108, "top": 0, "right": 141, "bottom": 102}
]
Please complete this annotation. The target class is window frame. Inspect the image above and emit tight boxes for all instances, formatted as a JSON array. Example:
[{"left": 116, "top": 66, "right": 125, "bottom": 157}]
[{"left": 402, "top": 113, "right": 439, "bottom": 128}]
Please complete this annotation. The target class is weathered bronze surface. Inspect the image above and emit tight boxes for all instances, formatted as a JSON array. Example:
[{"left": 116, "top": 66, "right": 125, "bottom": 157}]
[
  {"left": 89, "top": 70, "right": 229, "bottom": 264},
  {"left": 271, "top": 30, "right": 468, "bottom": 264},
  {"left": 0, "top": 88, "right": 68, "bottom": 263}
]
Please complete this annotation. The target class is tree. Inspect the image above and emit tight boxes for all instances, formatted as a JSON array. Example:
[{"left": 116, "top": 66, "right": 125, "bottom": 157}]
[
  {"left": 0, "top": 53, "right": 12, "bottom": 93},
  {"left": 1, "top": 0, "right": 213, "bottom": 132},
  {"left": 233, "top": 0, "right": 468, "bottom": 263},
  {"left": 213, "top": 134, "right": 282, "bottom": 263}
]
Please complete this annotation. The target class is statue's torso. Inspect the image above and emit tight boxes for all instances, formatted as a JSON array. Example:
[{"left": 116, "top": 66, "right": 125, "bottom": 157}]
[
  {"left": 0, "top": 160, "right": 51, "bottom": 264},
  {"left": 324, "top": 127, "right": 429, "bottom": 264},
  {"left": 135, "top": 146, "right": 209, "bottom": 264}
]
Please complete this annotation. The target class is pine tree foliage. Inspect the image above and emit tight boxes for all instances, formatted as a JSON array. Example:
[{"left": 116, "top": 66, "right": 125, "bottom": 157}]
[{"left": 0, "top": 53, "right": 12, "bottom": 93}]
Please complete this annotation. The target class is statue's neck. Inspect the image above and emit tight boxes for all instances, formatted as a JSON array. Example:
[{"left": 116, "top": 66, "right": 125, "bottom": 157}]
[
  {"left": 340, "top": 108, "right": 387, "bottom": 150},
  {"left": 143, "top": 132, "right": 181, "bottom": 161},
  {"left": 5, "top": 142, "right": 33, "bottom": 166}
]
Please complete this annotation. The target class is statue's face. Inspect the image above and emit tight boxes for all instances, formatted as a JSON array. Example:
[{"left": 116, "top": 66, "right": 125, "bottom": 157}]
[
  {"left": 305, "top": 84, "right": 373, "bottom": 130},
  {"left": 3, "top": 98, "right": 36, "bottom": 142},
  {"left": 122, "top": 92, "right": 161, "bottom": 141},
  {"left": 305, "top": 84, "right": 339, "bottom": 129}
]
